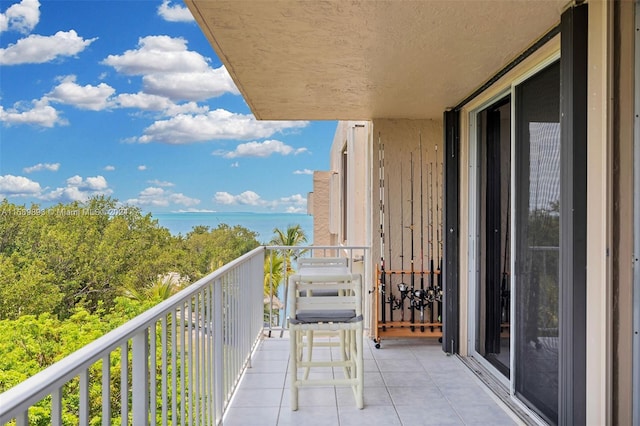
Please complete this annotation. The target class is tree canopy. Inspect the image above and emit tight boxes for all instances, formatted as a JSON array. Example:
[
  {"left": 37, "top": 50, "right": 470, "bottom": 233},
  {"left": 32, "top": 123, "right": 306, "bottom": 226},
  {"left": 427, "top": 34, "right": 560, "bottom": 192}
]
[{"left": 0, "top": 200, "right": 314, "bottom": 423}]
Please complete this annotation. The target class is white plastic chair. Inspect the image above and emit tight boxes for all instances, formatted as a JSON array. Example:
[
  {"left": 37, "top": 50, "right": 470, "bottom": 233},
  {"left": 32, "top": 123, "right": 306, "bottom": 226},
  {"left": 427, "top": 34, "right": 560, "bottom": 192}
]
[
  {"left": 294, "top": 257, "right": 350, "bottom": 378},
  {"left": 287, "top": 272, "right": 364, "bottom": 410},
  {"left": 297, "top": 257, "right": 348, "bottom": 270}
]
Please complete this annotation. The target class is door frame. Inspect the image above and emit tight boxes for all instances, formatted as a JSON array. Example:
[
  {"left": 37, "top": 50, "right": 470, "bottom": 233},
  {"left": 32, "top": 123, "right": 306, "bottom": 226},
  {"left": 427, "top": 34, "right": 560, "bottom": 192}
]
[{"left": 466, "top": 52, "right": 561, "bottom": 418}]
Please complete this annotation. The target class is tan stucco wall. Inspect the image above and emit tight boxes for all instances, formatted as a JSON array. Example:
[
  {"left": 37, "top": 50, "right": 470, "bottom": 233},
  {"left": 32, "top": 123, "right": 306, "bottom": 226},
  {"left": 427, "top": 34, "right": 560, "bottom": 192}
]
[
  {"left": 369, "top": 119, "right": 444, "bottom": 292},
  {"left": 310, "top": 171, "right": 334, "bottom": 246},
  {"left": 326, "top": 121, "right": 371, "bottom": 247}
]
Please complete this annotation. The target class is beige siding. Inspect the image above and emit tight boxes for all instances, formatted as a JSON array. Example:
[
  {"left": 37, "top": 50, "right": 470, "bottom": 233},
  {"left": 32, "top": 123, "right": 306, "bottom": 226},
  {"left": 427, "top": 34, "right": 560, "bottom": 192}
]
[{"left": 311, "top": 171, "right": 333, "bottom": 246}]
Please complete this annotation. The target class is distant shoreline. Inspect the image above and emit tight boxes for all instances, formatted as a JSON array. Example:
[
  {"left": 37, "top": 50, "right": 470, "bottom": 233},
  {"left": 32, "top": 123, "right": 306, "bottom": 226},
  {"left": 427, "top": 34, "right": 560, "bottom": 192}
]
[{"left": 152, "top": 211, "right": 313, "bottom": 244}]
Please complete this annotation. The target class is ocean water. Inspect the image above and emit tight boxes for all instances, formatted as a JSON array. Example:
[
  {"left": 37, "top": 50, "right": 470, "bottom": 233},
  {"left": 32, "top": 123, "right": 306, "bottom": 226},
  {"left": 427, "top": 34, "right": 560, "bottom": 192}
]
[{"left": 153, "top": 212, "right": 314, "bottom": 244}]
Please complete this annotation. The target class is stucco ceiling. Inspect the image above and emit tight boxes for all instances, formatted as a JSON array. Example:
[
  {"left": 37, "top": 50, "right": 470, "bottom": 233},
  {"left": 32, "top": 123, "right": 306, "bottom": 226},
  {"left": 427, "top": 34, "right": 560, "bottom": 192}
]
[{"left": 185, "top": 0, "right": 569, "bottom": 120}]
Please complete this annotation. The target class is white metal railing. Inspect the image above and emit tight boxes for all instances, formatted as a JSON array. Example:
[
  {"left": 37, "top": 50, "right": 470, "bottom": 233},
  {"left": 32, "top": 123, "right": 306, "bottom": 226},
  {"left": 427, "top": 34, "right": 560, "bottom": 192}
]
[
  {"left": 0, "top": 246, "right": 265, "bottom": 426},
  {"left": 0, "top": 245, "right": 370, "bottom": 426}
]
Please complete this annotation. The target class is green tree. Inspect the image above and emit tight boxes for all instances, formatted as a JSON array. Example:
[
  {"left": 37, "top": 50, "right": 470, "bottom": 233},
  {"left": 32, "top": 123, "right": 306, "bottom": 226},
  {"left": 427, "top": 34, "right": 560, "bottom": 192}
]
[
  {"left": 269, "top": 223, "right": 308, "bottom": 277},
  {"left": 267, "top": 224, "right": 308, "bottom": 321},
  {"left": 184, "top": 224, "right": 260, "bottom": 276},
  {"left": 0, "top": 198, "right": 194, "bottom": 319},
  {"left": 264, "top": 252, "right": 284, "bottom": 297}
]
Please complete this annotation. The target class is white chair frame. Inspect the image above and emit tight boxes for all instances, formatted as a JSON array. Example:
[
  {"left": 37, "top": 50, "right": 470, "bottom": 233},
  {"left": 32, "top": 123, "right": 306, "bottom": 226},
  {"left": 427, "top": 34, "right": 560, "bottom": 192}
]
[{"left": 287, "top": 272, "right": 364, "bottom": 410}]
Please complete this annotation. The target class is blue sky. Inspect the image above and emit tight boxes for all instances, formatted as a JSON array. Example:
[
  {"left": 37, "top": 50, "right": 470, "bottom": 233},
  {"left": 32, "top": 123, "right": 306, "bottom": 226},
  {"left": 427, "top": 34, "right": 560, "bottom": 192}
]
[{"left": 0, "top": 0, "right": 336, "bottom": 214}]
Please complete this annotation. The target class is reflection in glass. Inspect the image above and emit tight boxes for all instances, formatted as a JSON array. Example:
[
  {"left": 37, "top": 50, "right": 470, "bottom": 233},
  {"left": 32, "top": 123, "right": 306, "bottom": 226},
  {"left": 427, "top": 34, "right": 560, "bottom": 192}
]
[
  {"left": 476, "top": 96, "right": 511, "bottom": 378},
  {"left": 515, "top": 61, "right": 560, "bottom": 425}
]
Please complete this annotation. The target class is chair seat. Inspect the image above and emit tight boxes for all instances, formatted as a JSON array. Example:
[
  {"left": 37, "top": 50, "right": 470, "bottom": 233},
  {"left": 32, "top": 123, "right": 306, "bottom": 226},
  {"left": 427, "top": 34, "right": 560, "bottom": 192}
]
[{"left": 290, "top": 310, "right": 362, "bottom": 324}]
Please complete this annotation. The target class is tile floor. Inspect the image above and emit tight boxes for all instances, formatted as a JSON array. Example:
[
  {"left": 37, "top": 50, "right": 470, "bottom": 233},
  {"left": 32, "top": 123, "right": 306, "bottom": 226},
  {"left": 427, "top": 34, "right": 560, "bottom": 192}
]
[{"left": 222, "top": 333, "right": 524, "bottom": 426}]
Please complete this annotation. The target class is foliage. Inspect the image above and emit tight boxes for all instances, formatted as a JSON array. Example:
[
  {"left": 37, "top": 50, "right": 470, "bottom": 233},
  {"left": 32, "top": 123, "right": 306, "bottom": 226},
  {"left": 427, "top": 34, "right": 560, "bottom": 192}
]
[
  {"left": 0, "top": 198, "right": 261, "bottom": 320},
  {"left": 264, "top": 225, "right": 309, "bottom": 325},
  {"left": 268, "top": 223, "right": 308, "bottom": 284},
  {"left": 524, "top": 206, "right": 560, "bottom": 335},
  {"left": 184, "top": 223, "right": 260, "bottom": 275},
  {"left": 0, "top": 198, "right": 310, "bottom": 423},
  {"left": 264, "top": 252, "right": 284, "bottom": 297}
]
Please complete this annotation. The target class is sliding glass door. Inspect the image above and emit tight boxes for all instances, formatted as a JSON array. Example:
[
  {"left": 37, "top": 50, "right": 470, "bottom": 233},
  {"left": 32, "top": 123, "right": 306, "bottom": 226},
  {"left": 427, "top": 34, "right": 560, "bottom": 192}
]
[
  {"left": 476, "top": 96, "right": 511, "bottom": 378},
  {"left": 472, "top": 60, "right": 560, "bottom": 425},
  {"left": 514, "top": 61, "right": 560, "bottom": 424}
]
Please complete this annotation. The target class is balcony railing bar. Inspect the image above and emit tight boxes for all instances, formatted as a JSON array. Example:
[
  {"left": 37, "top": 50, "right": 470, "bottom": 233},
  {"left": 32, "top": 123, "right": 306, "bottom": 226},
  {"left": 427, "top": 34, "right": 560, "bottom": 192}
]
[{"left": 0, "top": 245, "right": 369, "bottom": 425}]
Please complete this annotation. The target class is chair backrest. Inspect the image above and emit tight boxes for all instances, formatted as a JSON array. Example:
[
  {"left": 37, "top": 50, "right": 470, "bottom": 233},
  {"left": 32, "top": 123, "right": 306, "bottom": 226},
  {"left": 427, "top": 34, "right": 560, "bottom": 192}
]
[
  {"left": 297, "top": 257, "right": 348, "bottom": 269},
  {"left": 288, "top": 273, "right": 362, "bottom": 322}
]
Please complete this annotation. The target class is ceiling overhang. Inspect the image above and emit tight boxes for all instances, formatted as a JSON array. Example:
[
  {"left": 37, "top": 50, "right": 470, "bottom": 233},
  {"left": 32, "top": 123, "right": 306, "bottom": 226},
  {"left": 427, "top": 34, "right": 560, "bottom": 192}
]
[{"left": 185, "top": 0, "right": 569, "bottom": 120}]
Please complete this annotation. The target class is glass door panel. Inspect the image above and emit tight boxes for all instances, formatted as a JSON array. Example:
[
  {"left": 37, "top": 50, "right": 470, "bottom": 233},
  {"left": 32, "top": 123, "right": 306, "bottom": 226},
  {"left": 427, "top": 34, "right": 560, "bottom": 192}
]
[
  {"left": 476, "top": 96, "right": 511, "bottom": 377},
  {"left": 514, "top": 61, "right": 560, "bottom": 424}
]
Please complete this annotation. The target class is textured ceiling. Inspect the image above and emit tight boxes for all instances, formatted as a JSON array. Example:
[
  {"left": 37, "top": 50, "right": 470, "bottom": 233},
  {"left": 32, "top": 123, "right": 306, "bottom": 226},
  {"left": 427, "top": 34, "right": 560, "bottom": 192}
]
[{"left": 185, "top": 0, "right": 569, "bottom": 120}]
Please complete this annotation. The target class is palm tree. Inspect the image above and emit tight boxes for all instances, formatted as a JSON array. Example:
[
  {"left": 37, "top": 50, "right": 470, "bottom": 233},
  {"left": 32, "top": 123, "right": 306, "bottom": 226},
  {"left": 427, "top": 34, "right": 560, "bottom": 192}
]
[
  {"left": 269, "top": 224, "right": 308, "bottom": 277},
  {"left": 269, "top": 224, "right": 308, "bottom": 327},
  {"left": 264, "top": 252, "right": 284, "bottom": 297},
  {"left": 264, "top": 252, "right": 284, "bottom": 326},
  {"left": 122, "top": 274, "right": 184, "bottom": 304}
]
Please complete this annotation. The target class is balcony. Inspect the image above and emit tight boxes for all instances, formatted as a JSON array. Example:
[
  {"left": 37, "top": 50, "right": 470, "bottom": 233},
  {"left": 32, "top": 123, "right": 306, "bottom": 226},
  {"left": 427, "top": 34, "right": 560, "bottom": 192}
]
[
  {"left": 0, "top": 246, "right": 525, "bottom": 425},
  {"left": 225, "top": 333, "right": 521, "bottom": 426}
]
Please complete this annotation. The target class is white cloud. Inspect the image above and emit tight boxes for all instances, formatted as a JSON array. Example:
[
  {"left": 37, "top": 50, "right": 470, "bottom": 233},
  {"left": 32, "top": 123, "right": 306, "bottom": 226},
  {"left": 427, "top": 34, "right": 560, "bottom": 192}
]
[
  {"left": 114, "top": 92, "right": 174, "bottom": 111},
  {"left": 173, "top": 208, "right": 216, "bottom": 213},
  {"left": 84, "top": 175, "right": 108, "bottom": 190},
  {"left": 214, "top": 190, "right": 307, "bottom": 212},
  {"left": 23, "top": 162, "right": 60, "bottom": 173},
  {"left": 126, "top": 186, "right": 200, "bottom": 207},
  {"left": 0, "top": 0, "right": 40, "bottom": 34},
  {"left": 104, "top": 165, "right": 115, "bottom": 171},
  {"left": 285, "top": 206, "right": 307, "bottom": 213},
  {"left": 0, "top": 30, "right": 97, "bottom": 65},
  {"left": 214, "top": 139, "right": 308, "bottom": 159},
  {"left": 138, "top": 165, "right": 147, "bottom": 171},
  {"left": 279, "top": 194, "right": 307, "bottom": 213},
  {"left": 293, "top": 169, "right": 314, "bottom": 175},
  {"left": 138, "top": 109, "right": 308, "bottom": 144},
  {"left": 102, "top": 35, "right": 209, "bottom": 75},
  {"left": 0, "top": 98, "right": 66, "bottom": 127},
  {"left": 214, "top": 190, "right": 266, "bottom": 207},
  {"left": 163, "top": 101, "right": 209, "bottom": 116},
  {"left": 158, "top": 0, "right": 195, "bottom": 23},
  {"left": 102, "top": 35, "right": 238, "bottom": 101},
  {"left": 42, "top": 175, "right": 112, "bottom": 202},
  {"left": 114, "top": 92, "right": 208, "bottom": 116},
  {"left": 147, "top": 179, "right": 174, "bottom": 187},
  {"left": 0, "top": 174, "right": 42, "bottom": 196},
  {"left": 46, "top": 75, "right": 115, "bottom": 111},
  {"left": 142, "top": 67, "right": 239, "bottom": 101},
  {"left": 230, "top": 162, "right": 239, "bottom": 168}
]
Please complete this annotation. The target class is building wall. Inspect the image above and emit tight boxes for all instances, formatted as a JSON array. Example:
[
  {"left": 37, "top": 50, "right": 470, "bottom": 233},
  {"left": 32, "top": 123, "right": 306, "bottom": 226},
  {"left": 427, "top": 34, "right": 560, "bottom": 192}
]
[
  {"left": 369, "top": 119, "right": 443, "bottom": 279},
  {"left": 310, "top": 171, "right": 333, "bottom": 246},
  {"left": 311, "top": 3, "right": 637, "bottom": 423},
  {"left": 612, "top": 2, "right": 636, "bottom": 424}
]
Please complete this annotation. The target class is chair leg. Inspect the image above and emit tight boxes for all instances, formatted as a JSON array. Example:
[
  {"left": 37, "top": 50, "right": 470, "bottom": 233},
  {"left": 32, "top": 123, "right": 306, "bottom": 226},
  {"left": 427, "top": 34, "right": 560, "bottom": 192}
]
[
  {"left": 290, "top": 328, "right": 299, "bottom": 411},
  {"left": 355, "top": 327, "right": 364, "bottom": 409},
  {"left": 303, "top": 330, "right": 313, "bottom": 380}
]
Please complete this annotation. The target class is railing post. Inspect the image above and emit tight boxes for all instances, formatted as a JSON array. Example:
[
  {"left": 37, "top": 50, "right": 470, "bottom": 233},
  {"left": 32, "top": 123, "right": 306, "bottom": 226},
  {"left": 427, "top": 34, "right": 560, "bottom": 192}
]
[
  {"left": 102, "top": 354, "right": 111, "bottom": 426},
  {"left": 79, "top": 370, "right": 89, "bottom": 425},
  {"left": 132, "top": 329, "right": 149, "bottom": 426},
  {"left": 213, "top": 278, "right": 224, "bottom": 425},
  {"left": 51, "top": 386, "right": 62, "bottom": 426}
]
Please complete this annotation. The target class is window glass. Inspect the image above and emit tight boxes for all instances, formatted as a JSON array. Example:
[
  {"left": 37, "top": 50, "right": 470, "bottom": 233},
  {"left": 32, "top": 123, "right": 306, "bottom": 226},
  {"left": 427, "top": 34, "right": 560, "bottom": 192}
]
[{"left": 514, "top": 61, "right": 560, "bottom": 424}]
